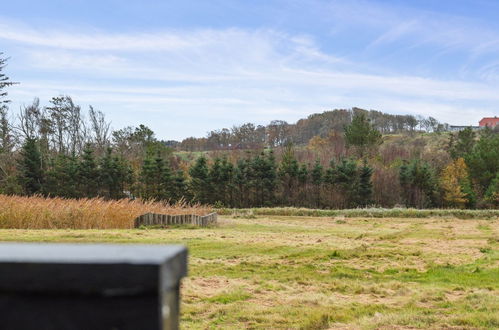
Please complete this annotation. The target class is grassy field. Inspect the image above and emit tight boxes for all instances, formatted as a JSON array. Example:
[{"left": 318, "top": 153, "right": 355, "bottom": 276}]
[{"left": 0, "top": 215, "right": 498, "bottom": 329}]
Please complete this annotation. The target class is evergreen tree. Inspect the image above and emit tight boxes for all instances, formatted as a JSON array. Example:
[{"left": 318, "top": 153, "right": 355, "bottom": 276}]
[
  {"left": 311, "top": 159, "right": 323, "bottom": 208},
  {"left": 100, "top": 148, "right": 133, "bottom": 199},
  {"left": 17, "top": 138, "right": 44, "bottom": 195},
  {"left": 171, "top": 170, "right": 189, "bottom": 203},
  {"left": 140, "top": 152, "right": 172, "bottom": 200},
  {"left": 209, "top": 158, "right": 225, "bottom": 205},
  {"left": 0, "top": 54, "right": 17, "bottom": 155},
  {"left": 189, "top": 156, "right": 211, "bottom": 204},
  {"left": 357, "top": 160, "right": 373, "bottom": 207},
  {"left": 278, "top": 143, "right": 299, "bottom": 204},
  {"left": 334, "top": 158, "right": 359, "bottom": 208},
  {"left": 344, "top": 113, "right": 382, "bottom": 158},
  {"left": 449, "top": 127, "right": 475, "bottom": 159},
  {"left": 44, "top": 154, "right": 79, "bottom": 198},
  {"left": 221, "top": 158, "right": 235, "bottom": 207},
  {"left": 399, "top": 159, "right": 436, "bottom": 208},
  {"left": 78, "top": 144, "right": 99, "bottom": 197},
  {"left": 465, "top": 130, "right": 499, "bottom": 193},
  {"left": 234, "top": 158, "right": 251, "bottom": 207},
  {"left": 140, "top": 154, "right": 156, "bottom": 199},
  {"left": 484, "top": 172, "right": 499, "bottom": 208},
  {"left": 250, "top": 151, "right": 277, "bottom": 206}
]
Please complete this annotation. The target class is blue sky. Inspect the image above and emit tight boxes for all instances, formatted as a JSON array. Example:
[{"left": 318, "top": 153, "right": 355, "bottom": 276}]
[{"left": 1, "top": 0, "right": 498, "bottom": 140}]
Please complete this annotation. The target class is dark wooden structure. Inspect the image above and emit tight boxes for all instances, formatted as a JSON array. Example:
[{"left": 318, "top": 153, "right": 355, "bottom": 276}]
[
  {"left": 0, "top": 243, "right": 187, "bottom": 330},
  {"left": 134, "top": 212, "right": 217, "bottom": 228}
]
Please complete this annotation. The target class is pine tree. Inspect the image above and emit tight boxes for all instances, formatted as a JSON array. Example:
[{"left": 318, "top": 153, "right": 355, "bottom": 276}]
[
  {"left": 357, "top": 160, "right": 373, "bottom": 207},
  {"left": 140, "top": 154, "right": 156, "bottom": 199},
  {"left": 99, "top": 148, "right": 133, "bottom": 199},
  {"left": 485, "top": 172, "right": 499, "bottom": 208},
  {"left": 221, "top": 158, "right": 235, "bottom": 207},
  {"left": 209, "top": 158, "right": 225, "bottom": 205},
  {"left": 449, "top": 127, "right": 475, "bottom": 159},
  {"left": 278, "top": 143, "right": 299, "bottom": 204},
  {"left": 311, "top": 159, "right": 323, "bottom": 208},
  {"left": 234, "top": 158, "right": 251, "bottom": 207},
  {"left": 44, "top": 154, "right": 79, "bottom": 198},
  {"left": 344, "top": 113, "right": 382, "bottom": 158},
  {"left": 78, "top": 144, "right": 99, "bottom": 198},
  {"left": 171, "top": 170, "right": 189, "bottom": 203},
  {"left": 335, "top": 158, "right": 359, "bottom": 208},
  {"left": 399, "top": 159, "right": 436, "bottom": 208},
  {"left": 465, "top": 130, "right": 499, "bottom": 192},
  {"left": 189, "top": 156, "right": 211, "bottom": 204},
  {"left": 17, "top": 138, "right": 44, "bottom": 195},
  {"left": 139, "top": 151, "right": 172, "bottom": 200}
]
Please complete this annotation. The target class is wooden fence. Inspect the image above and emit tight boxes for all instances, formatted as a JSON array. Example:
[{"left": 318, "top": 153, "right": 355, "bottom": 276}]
[{"left": 134, "top": 212, "right": 217, "bottom": 228}]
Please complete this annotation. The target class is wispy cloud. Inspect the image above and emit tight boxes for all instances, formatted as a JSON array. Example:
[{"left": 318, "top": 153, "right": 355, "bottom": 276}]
[{"left": 1, "top": 7, "right": 498, "bottom": 139}]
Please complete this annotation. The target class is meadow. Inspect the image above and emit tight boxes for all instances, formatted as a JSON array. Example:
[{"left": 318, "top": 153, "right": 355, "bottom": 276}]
[{"left": 1, "top": 213, "right": 497, "bottom": 329}]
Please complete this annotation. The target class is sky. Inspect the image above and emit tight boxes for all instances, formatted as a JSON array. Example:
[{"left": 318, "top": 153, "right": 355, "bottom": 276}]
[{"left": 1, "top": 0, "right": 499, "bottom": 140}]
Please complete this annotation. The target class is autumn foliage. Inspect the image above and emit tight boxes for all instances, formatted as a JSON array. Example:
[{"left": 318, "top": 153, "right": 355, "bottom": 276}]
[{"left": 440, "top": 158, "right": 474, "bottom": 208}]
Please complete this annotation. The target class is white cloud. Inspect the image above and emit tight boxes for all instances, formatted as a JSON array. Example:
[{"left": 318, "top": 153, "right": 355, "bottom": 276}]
[{"left": 2, "top": 14, "right": 498, "bottom": 140}]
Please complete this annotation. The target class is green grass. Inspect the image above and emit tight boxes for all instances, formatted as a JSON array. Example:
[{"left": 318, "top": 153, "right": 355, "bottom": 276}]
[
  {"left": 0, "top": 215, "right": 497, "bottom": 329},
  {"left": 218, "top": 207, "right": 499, "bottom": 219}
]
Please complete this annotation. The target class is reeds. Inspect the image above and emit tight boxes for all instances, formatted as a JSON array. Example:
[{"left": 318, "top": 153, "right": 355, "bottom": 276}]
[{"left": 0, "top": 194, "right": 212, "bottom": 229}]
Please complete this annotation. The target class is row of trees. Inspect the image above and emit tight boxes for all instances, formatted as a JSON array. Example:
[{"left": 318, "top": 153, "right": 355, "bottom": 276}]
[
  {"left": 1, "top": 53, "right": 497, "bottom": 209},
  {"left": 13, "top": 136, "right": 375, "bottom": 208},
  {"left": 179, "top": 108, "right": 447, "bottom": 151}
]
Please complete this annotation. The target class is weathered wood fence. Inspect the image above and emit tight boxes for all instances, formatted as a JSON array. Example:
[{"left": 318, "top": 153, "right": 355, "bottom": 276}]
[{"left": 134, "top": 212, "right": 217, "bottom": 228}]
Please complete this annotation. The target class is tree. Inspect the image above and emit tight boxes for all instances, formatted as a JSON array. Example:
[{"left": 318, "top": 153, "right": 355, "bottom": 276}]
[
  {"left": 234, "top": 158, "right": 251, "bottom": 207},
  {"left": 78, "top": 144, "right": 99, "bottom": 197},
  {"left": 44, "top": 154, "right": 79, "bottom": 198},
  {"left": 170, "top": 170, "right": 189, "bottom": 203},
  {"left": 484, "top": 172, "right": 499, "bottom": 208},
  {"left": 0, "top": 53, "right": 17, "bottom": 112},
  {"left": 344, "top": 113, "right": 382, "bottom": 158},
  {"left": 0, "top": 54, "right": 17, "bottom": 154},
  {"left": 310, "top": 159, "right": 323, "bottom": 207},
  {"left": 89, "top": 106, "right": 111, "bottom": 154},
  {"left": 140, "top": 152, "right": 172, "bottom": 200},
  {"left": 250, "top": 151, "right": 277, "bottom": 206},
  {"left": 100, "top": 148, "right": 133, "bottom": 199},
  {"left": 449, "top": 127, "right": 475, "bottom": 159},
  {"left": 465, "top": 129, "right": 499, "bottom": 193},
  {"left": 334, "top": 158, "right": 359, "bottom": 208},
  {"left": 17, "top": 138, "right": 44, "bottom": 195},
  {"left": 189, "top": 156, "right": 211, "bottom": 204},
  {"left": 357, "top": 160, "right": 373, "bottom": 207},
  {"left": 399, "top": 159, "right": 436, "bottom": 208},
  {"left": 278, "top": 143, "right": 299, "bottom": 204},
  {"left": 440, "top": 158, "right": 475, "bottom": 208}
]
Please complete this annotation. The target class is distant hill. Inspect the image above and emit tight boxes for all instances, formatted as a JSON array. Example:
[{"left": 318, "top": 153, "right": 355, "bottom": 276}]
[{"left": 178, "top": 107, "right": 446, "bottom": 151}]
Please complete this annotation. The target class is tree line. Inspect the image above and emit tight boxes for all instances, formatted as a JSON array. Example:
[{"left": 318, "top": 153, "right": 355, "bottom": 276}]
[
  {"left": 1, "top": 53, "right": 497, "bottom": 209},
  {"left": 179, "top": 108, "right": 448, "bottom": 151}
]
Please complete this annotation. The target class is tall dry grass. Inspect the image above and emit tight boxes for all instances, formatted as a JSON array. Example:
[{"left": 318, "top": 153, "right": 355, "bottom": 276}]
[{"left": 0, "top": 194, "right": 212, "bottom": 229}]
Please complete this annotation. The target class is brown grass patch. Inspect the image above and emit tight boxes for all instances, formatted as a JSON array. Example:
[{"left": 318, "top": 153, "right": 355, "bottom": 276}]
[{"left": 0, "top": 194, "right": 211, "bottom": 229}]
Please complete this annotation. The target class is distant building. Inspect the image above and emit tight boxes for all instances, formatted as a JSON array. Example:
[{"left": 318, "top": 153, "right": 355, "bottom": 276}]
[
  {"left": 449, "top": 125, "right": 479, "bottom": 132},
  {"left": 479, "top": 116, "right": 499, "bottom": 128}
]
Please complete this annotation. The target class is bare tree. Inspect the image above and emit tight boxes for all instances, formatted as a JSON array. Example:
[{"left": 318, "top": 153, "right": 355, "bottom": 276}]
[
  {"left": 45, "top": 95, "right": 86, "bottom": 154},
  {"left": 89, "top": 105, "right": 111, "bottom": 152},
  {"left": 18, "top": 98, "right": 42, "bottom": 140}
]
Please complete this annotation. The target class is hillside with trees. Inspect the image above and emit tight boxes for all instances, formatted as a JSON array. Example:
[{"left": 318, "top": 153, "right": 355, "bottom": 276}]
[{"left": 1, "top": 53, "right": 498, "bottom": 209}]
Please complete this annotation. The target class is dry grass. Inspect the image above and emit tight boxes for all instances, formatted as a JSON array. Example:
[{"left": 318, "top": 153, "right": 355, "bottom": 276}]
[
  {"left": 1, "top": 215, "right": 497, "bottom": 328},
  {"left": 0, "top": 194, "right": 212, "bottom": 229}
]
